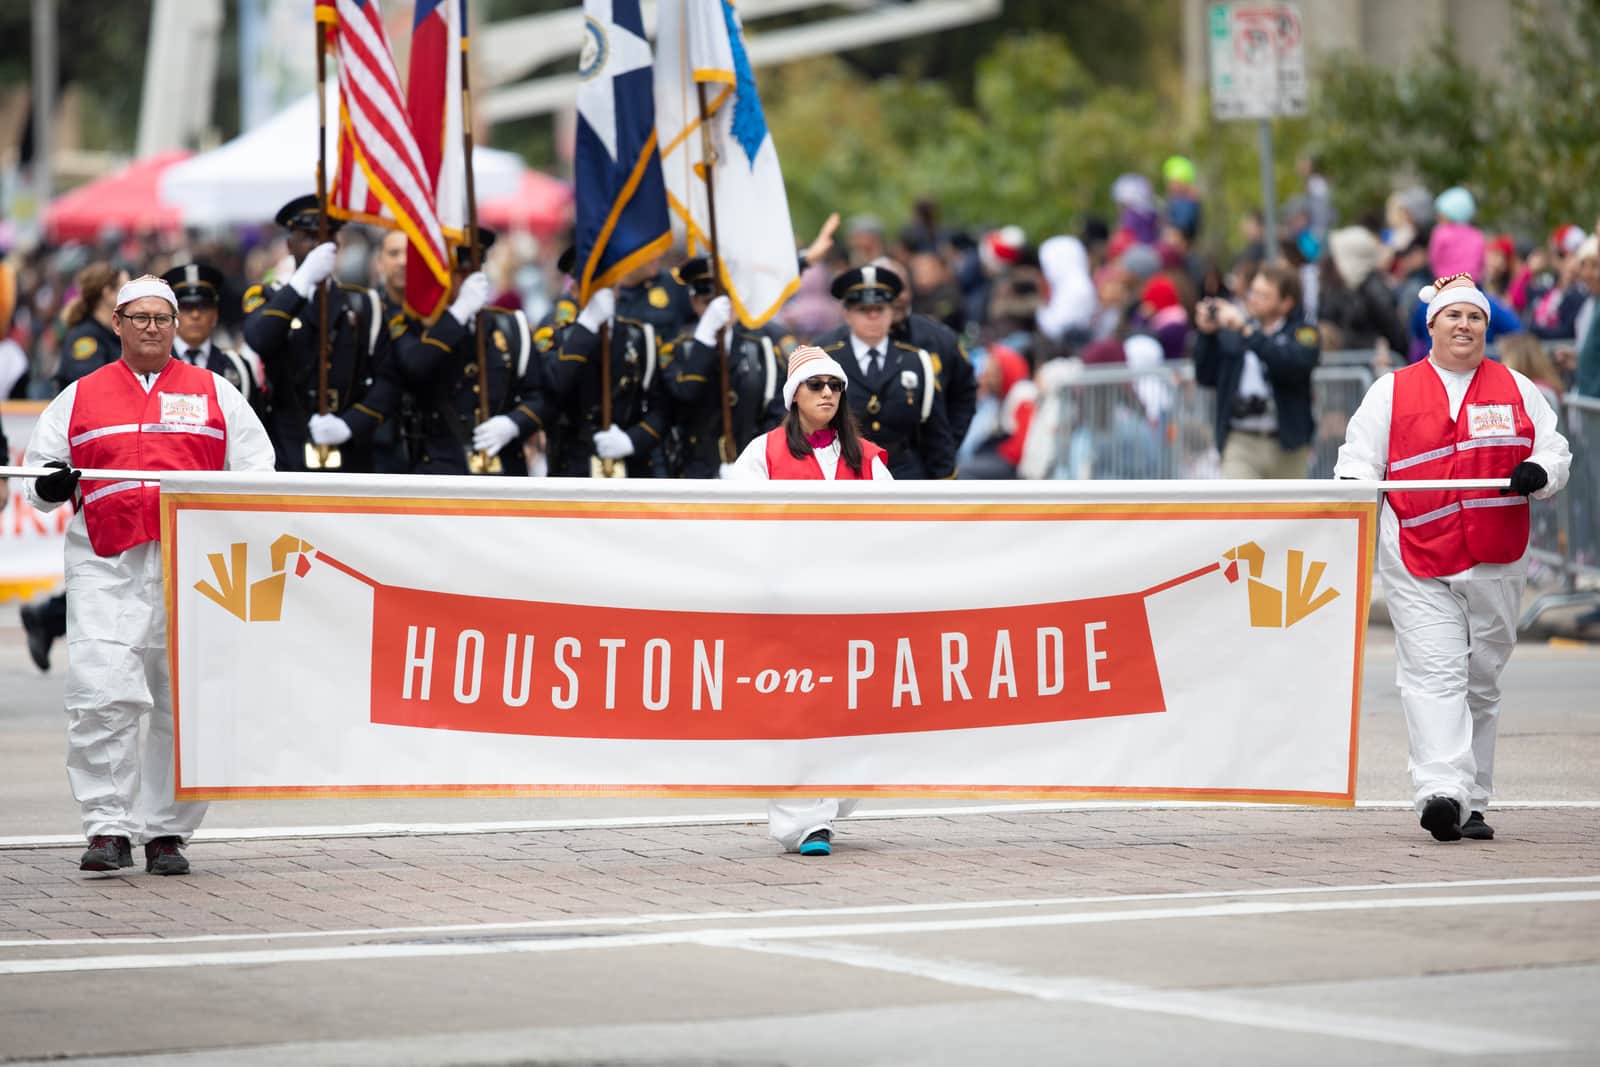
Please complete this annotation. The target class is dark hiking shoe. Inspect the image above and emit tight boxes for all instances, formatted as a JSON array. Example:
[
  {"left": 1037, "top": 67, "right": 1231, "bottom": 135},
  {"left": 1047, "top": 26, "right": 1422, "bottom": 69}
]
[{"left": 144, "top": 836, "right": 191, "bottom": 876}]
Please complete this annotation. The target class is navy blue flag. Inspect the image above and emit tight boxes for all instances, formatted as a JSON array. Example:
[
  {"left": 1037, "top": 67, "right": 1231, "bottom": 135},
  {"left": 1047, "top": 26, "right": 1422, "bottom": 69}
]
[{"left": 574, "top": 0, "right": 671, "bottom": 305}]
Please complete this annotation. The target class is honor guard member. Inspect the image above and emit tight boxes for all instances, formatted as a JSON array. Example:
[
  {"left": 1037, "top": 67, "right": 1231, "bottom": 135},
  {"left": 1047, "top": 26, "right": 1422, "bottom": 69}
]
[
  {"left": 393, "top": 228, "right": 548, "bottom": 475},
  {"left": 874, "top": 255, "right": 978, "bottom": 443},
  {"left": 814, "top": 265, "right": 956, "bottom": 479},
  {"left": 616, "top": 258, "right": 695, "bottom": 340},
  {"left": 55, "top": 263, "right": 128, "bottom": 393},
  {"left": 530, "top": 246, "right": 582, "bottom": 362},
  {"left": 665, "top": 256, "right": 792, "bottom": 477},
  {"left": 161, "top": 263, "right": 264, "bottom": 408},
  {"left": 241, "top": 194, "right": 396, "bottom": 471},
  {"left": 546, "top": 266, "right": 676, "bottom": 478}
]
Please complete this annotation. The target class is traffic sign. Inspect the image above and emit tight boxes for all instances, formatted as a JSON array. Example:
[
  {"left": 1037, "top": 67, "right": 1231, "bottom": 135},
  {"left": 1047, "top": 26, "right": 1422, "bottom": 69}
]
[{"left": 1209, "top": 2, "right": 1307, "bottom": 120}]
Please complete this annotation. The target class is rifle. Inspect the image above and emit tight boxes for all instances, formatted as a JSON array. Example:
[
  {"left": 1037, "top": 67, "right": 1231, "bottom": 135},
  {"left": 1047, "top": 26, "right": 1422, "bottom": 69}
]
[{"left": 307, "top": 18, "right": 340, "bottom": 470}]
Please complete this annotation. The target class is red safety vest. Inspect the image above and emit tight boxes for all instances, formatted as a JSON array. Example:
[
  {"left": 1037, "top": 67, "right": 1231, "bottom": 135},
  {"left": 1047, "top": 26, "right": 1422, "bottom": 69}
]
[
  {"left": 763, "top": 427, "right": 887, "bottom": 481},
  {"left": 1386, "top": 358, "right": 1534, "bottom": 577},
  {"left": 68, "top": 359, "right": 228, "bottom": 557}
]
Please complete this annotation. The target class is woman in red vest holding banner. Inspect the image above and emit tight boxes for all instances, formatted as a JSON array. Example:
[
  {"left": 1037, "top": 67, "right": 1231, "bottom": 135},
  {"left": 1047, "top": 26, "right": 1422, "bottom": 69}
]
[
  {"left": 1336, "top": 273, "right": 1570, "bottom": 843},
  {"left": 24, "top": 276, "right": 276, "bottom": 876},
  {"left": 728, "top": 344, "right": 889, "bottom": 854}
]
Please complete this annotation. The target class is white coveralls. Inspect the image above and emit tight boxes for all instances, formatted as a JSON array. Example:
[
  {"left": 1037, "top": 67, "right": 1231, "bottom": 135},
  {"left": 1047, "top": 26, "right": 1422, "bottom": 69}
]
[
  {"left": 1334, "top": 360, "right": 1570, "bottom": 823},
  {"left": 25, "top": 367, "right": 276, "bottom": 843},
  {"left": 729, "top": 433, "right": 891, "bottom": 850}
]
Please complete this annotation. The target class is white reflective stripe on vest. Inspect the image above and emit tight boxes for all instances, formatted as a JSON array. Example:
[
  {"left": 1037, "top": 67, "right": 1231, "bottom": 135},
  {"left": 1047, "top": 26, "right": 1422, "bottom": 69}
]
[
  {"left": 1397, "top": 501, "right": 1461, "bottom": 529},
  {"left": 138, "top": 423, "right": 226, "bottom": 440},
  {"left": 69, "top": 423, "right": 142, "bottom": 447},
  {"left": 1455, "top": 435, "right": 1532, "bottom": 453},
  {"left": 1461, "top": 495, "right": 1528, "bottom": 511},
  {"left": 1388, "top": 444, "right": 1455, "bottom": 473},
  {"left": 81, "top": 479, "right": 157, "bottom": 505}
]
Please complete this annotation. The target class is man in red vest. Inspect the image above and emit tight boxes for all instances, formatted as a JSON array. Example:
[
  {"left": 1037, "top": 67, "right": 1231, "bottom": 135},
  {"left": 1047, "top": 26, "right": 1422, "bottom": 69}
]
[
  {"left": 24, "top": 276, "right": 276, "bottom": 875},
  {"left": 1336, "top": 274, "right": 1570, "bottom": 843}
]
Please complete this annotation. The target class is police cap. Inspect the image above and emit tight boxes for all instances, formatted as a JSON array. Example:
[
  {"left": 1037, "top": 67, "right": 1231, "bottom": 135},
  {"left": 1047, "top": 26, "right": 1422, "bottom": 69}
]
[
  {"left": 675, "top": 256, "right": 715, "bottom": 297},
  {"left": 452, "top": 226, "right": 497, "bottom": 271},
  {"left": 160, "top": 263, "right": 225, "bottom": 309},
  {"left": 274, "top": 194, "right": 342, "bottom": 234},
  {"left": 830, "top": 264, "right": 903, "bottom": 306}
]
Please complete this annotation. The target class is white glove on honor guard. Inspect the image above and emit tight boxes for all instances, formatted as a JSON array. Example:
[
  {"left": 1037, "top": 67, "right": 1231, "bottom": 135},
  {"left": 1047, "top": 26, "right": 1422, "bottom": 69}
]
[
  {"left": 472, "top": 415, "right": 519, "bottom": 457},
  {"left": 694, "top": 295, "right": 732, "bottom": 347},
  {"left": 449, "top": 271, "right": 491, "bottom": 326},
  {"left": 289, "top": 242, "right": 338, "bottom": 299},
  {"left": 576, "top": 288, "right": 615, "bottom": 333},
  {"left": 592, "top": 423, "right": 634, "bottom": 460},
  {"left": 307, "top": 413, "right": 352, "bottom": 446}
]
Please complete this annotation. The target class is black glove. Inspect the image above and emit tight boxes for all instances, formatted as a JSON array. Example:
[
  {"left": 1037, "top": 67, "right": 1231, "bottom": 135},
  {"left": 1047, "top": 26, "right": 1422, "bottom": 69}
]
[
  {"left": 1506, "top": 461, "right": 1548, "bottom": 496},
  {"left": 34, "top": 461, "right": 81, "bottom": 504}
]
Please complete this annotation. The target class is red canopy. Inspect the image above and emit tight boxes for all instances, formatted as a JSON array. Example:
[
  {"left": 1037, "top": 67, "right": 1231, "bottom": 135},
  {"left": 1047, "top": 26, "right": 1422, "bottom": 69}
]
[
  {"left": 478, "top": 168, "right": 572, "bottom": 239},
  {"left": 45, "top": 150, "right": 191, "bottom": 244}
]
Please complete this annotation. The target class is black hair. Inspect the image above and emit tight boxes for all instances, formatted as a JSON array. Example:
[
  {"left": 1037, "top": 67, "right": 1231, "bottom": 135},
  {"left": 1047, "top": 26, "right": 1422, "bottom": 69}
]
[{"left": 784, "top": 392, "right": 866, "bottom": 475}]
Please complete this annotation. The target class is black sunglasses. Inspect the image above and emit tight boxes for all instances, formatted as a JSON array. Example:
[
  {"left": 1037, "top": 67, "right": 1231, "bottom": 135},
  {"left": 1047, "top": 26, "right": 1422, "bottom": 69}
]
[{"left": 802, "top": 377, "right": 845, "bottom": 393}]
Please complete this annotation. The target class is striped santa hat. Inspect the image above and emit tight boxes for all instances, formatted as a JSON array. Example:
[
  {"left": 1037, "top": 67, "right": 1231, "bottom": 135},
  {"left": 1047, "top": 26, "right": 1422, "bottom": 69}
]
[{"left": 783, "top": 344, "right": 850, "bottom": 409}]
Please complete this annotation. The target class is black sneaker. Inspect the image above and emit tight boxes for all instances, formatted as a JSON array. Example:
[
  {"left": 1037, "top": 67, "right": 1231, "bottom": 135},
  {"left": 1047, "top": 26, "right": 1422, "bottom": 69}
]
[
  {"left": 19, "top": 603, "right": 53, "bottom": 673},
  {"left": 1420, "top": 795, "right": 1463, "bottom": 842},
  {"left": 80, "top": 835, "right": 132, "bottom": 872},
  {"left": 1460, "top": 812, "right": 1495, "bottom": 840},
  {"left": 144, "top": 836, "right": 191, "bottom": 876}
]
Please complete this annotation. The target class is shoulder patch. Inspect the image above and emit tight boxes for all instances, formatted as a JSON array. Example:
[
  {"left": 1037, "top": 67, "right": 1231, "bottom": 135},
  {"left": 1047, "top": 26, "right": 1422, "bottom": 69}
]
[
  {"left": 241, "top": 285, "right": 265, "bottom": 314},
  {"left": 533, "top": 324, "right": 556, "bottom": 352},
  {"left": 388, "top": 318, "right": 408, "bottom": 340},
  {"left": 931, "top": 353, "right": 943, "bottom": 376},
  {"left": 71, "top": 336, "right": 98, "bottom": 360},
  {"left": 553, "top": 299, "right": 577, "bottom": 326},
  {"left": 779, "top": 335, "right": 797, "bottom": 352},
  {"left": 1295, "top": 325, "right": 1320, "bottom": 347}
]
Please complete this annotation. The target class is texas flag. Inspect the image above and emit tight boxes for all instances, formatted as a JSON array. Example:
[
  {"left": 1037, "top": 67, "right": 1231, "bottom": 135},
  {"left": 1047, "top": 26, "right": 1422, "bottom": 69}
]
[{"left": 406, "top": 0, "right": 468, "bottom": 320}]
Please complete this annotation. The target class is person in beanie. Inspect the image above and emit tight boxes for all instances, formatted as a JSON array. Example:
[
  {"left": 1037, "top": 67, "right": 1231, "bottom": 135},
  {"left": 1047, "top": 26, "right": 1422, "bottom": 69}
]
[
  {"left": 1335, "top": 274, "right": 1570, "bottom": 842},
  {"left": 727, "top": 344, "right": 888, "bottom": 853},
  {"left": 24, "top": 276, "right": 276, "bottom": 874}
]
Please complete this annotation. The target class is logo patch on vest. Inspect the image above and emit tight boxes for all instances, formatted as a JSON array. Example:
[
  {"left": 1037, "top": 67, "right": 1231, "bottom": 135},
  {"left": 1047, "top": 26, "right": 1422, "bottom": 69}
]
[
  {"left": 160, "top": 393, "right": 210, "bottom": 426},
  {"left": 1466, "top": 403, "right": 1515, "bottom": 438}
]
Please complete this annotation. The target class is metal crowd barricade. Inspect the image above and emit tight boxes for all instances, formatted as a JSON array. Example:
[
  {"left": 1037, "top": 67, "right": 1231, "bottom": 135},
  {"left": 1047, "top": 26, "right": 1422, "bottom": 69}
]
[
  {"left": 1042, "top": 358, "right": 1373, "bottom": 482},
  {"left": 1522, "top": 392, "right": 1600, "bottom": 630}
]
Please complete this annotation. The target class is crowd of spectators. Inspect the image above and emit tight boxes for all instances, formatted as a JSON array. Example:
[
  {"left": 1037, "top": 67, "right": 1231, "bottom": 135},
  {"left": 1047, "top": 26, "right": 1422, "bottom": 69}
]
[{"left": 4, "top": 156, "right": 1597, "bottom": 487}]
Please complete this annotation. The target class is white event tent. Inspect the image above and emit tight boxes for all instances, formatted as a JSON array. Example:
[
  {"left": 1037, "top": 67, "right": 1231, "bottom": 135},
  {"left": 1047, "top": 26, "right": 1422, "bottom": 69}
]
[{"left": 160, "top": 93, "right": 524, "bottom": 227}]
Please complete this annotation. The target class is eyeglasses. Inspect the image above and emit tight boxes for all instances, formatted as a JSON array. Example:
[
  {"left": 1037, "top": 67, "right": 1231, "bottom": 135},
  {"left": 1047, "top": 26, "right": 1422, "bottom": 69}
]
[
  {"left": 803, "top": 377, "right": 845, "bottom": 393},
  {"left": 119, "top": 312, "right": 179, "bottom": 329}
]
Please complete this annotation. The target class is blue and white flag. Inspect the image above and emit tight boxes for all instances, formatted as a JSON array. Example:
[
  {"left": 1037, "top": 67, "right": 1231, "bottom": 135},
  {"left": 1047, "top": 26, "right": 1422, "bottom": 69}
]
[
  {"left": 574, "top": 0, "right": 671, "bottom": 305},
  {"left": 655, "top": 0, "right": 799, "bottom": 327}
]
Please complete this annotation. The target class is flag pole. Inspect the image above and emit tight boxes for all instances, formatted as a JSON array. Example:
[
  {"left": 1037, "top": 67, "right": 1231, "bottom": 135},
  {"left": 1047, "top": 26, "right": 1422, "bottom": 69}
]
[
  {"left": 695, "top": 82, "right": 737, "bottom": 465},
  {"left": 310, "top": 14, "right": 339, "bottom": 471},
  {"left": 459, "top": 5, "right": 500, "bottom": 474}
]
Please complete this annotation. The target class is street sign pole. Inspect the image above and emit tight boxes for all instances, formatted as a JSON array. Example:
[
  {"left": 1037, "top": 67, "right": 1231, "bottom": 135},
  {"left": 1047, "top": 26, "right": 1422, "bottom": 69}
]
[{"left": 1259, "top": 118, "right": 1277, "bottom": 263}]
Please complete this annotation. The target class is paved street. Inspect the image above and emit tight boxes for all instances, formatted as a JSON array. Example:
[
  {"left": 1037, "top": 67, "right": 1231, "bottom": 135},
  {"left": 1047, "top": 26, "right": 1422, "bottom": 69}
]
[{"left": 1, "top": 614, "right": 1597, "bottom": 1065}]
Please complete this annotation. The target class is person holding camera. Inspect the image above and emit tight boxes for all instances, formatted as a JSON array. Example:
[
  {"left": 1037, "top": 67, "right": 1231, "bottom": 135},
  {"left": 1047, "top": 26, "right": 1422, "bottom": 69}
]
[{"left": 1193, "top": 263, "right": 1320, "bottom": 478}]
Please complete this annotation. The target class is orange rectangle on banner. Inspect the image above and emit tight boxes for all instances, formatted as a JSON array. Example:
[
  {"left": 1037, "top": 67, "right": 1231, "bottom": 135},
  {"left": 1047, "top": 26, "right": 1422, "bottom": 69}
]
[{"left": 368, "top": 585, "right": 1166, "bottom": 741}]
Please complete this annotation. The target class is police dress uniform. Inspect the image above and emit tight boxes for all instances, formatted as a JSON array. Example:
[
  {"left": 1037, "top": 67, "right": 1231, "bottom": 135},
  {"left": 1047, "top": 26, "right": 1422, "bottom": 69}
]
[
  {"left": 545, "top": 309, "right": 676, "bottom": 478},
  {"left": 161, "top": 263, "right": 263, "bottom": 409},
  {"left": 815, "top": 266, "right": 956, "bottom": 480},
  {"left": 241, "top": 195, "right": 398, "bottom": 472},
  {"left": 894, "top": 311, "right": 977, "bottom": 444},
  {"left": 368, "top": 291, "right": 414, "bottom": 474},
  {"left": 664, "top": 257, "right": 791, "bottom": 477},
  {"left": 392, "top": 229, "right": 549, "bottom": 475},
  {"left": 55, "top": 317, "right": 120, "bottom": 393}
]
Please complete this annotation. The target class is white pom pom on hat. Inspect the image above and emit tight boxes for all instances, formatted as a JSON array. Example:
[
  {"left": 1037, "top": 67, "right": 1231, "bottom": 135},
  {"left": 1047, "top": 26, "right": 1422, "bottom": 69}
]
[{"left": 1419, "top": 284, "right": 1439, "bottom": 302}]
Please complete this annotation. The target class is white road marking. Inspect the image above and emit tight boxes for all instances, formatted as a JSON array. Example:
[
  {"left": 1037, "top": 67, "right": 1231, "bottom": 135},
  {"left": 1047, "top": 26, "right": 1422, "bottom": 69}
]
[
  {"left": 0, "top": 875, "right": 1593, "bottom": 950},
  {"left": 725, "top": 940, "right": 1568, "bottom": 1055},
  {"left": 1, "top": 887, "right": 1595, "bottom": 977},
  {"left": 1, "top": 799, "right": 1595, "bottom": 849}
]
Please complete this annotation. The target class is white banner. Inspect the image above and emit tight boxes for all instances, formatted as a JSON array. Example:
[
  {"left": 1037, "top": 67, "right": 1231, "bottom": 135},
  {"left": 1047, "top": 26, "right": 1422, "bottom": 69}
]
[
  {"left": 163, "top": 475, "right": 1375, "bottom": 805},
  {"left": 1, "top": 401, "right": 68, "bottom": 597}
]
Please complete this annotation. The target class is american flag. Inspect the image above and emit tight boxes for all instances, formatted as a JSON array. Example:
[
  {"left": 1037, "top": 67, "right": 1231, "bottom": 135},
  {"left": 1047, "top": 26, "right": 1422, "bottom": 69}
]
[{"left": 315, "top": 0, "right": 451, "bottom": 322}]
